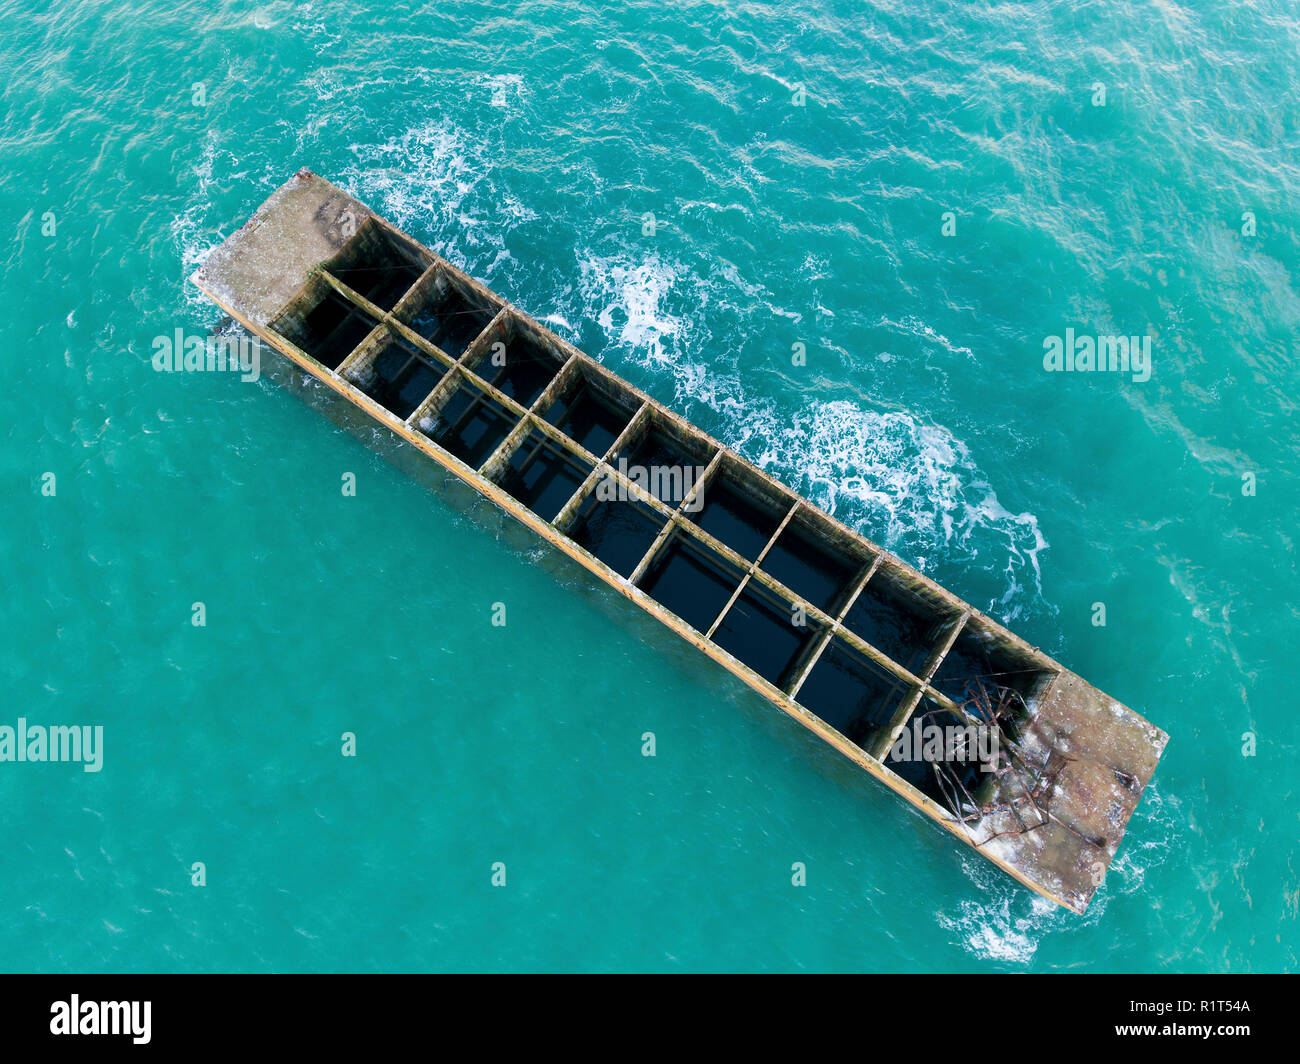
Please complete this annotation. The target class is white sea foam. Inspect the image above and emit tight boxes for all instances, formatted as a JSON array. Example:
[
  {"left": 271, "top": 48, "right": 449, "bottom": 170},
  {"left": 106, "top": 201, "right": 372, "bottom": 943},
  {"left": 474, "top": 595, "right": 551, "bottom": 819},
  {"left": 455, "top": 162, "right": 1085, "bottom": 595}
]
[
  {"left": 541, "top": 313, "right": 575, "bottom": 332},
  {"left": 482, "top": 73, "right": 526, "bottom": 112},
  {"left": 571, "top": 248, "right": 1051, "bottom": 616},
  {"left": 171, "top": 130, "right": 237, "bottom": 309},
  {"left": 339, "top": 120, "right": 537, "bottom": 282},
  {"left": 290, "top": 3, "right": 343, "bottom": 52},
  {"left": 939, "top": 781, "right": 1178, "bottom": 963},
  {"left": 1106, "top": 784, "right": 1179, "bottom": 899},
  {"left": 938, "top": 885, "right": 1060, "bottom": 964},
  {"left": 876, "top": 314, "right": 975, "bottom": 360},
  {"left": 582, "top": 255, "right": 683, "bottom": 364}
]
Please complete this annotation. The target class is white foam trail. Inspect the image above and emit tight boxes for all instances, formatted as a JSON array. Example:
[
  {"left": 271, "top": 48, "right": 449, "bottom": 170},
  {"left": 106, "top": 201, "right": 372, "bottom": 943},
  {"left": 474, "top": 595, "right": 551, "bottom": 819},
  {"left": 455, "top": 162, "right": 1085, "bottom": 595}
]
[
  {"left": 876, "top": 314, "right": 975, "bottom": 360},
  {"left": 572, "top": 250, "right": 1051, "bottom": 617}
]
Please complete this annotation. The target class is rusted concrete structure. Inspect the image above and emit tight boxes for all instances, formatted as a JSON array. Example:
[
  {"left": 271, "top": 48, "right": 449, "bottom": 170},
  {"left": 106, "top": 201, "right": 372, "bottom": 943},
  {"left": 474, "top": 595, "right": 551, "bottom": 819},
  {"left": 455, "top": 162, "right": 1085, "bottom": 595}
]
[{"left": 192, "top": 169, "right": 1168, "bottom": 913}]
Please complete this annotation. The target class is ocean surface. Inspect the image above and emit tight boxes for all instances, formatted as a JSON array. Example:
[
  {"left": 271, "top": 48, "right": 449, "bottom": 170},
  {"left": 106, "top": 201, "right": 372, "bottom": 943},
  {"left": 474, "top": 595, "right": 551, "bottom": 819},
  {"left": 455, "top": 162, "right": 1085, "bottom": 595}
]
[{"left": 1, "top": 0, "right": 1297, "bottom": 972}]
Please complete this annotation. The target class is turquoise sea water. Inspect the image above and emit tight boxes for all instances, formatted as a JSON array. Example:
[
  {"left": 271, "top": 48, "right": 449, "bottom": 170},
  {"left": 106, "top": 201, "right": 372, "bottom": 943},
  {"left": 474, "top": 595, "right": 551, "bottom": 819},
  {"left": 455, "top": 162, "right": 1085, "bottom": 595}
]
[{"left": 1, "top": 0, "right": 1297, "bottom": 972}]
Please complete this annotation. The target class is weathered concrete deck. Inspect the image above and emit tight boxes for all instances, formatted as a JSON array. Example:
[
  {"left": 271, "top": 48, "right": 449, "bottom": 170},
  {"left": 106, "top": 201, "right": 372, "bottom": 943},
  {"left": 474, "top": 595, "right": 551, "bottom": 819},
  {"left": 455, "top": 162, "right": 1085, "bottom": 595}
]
[
  {"left": 192, "top": 169, "right": 1168, "bottom": 913},
  {"left": 196, "top": 173, "right": 373, "bottom": 328}
]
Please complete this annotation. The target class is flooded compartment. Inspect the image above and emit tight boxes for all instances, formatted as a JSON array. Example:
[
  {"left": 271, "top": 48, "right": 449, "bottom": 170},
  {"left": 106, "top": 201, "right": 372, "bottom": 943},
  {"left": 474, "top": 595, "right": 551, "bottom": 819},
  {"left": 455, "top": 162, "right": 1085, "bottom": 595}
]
[
  {"left": 540, "top": 365, "right": 639, "bottom": 459},
  {"left": 496, "top": 430, "right": 595, "bottom": 522},
  {"left": 794, "top": 638, "right": 913, "bottom": 751},
  {"left": 414, "top": 375, "right": 519, "bottom": 470},
  {"left": 468, "top": 320, "right": 565, "bottom": 408},
  {"left": 565, "top": 489, "right": 666, "bottom": 578},
  {"left": 687, "top": 457, "right": 789, "bottom": 562},
  {"left": 757, "top": 511, "right": 859, "bottom": 614},
  {"left": 636, "top": 526, "right": 747, "bottom": 635},
  {"left": 269, "top": 275, "right": 380, "bottom": 371},
  {"left": 711, "top": 580, "right": 825, "bottom": 689},
  {"left": 324, "top": 218, "right": 426, "bottom": 311},
  {"left": 840, "top": 561, "right": 961, "bottom": 678},
  {"left": 611, "top": 414, "right": 713, "bottom": 511},
  {"left": 883, "top": 696, "right": 998, "bottom": 811},
  {"left": 401, "top": 268, "right": 499, "bottom": 358},
  {"left": 930, "top": 618, "right": 1057, "bottom": 710},
  {"left": 346, "top": 332, "right": 449, "bottom": 420}
]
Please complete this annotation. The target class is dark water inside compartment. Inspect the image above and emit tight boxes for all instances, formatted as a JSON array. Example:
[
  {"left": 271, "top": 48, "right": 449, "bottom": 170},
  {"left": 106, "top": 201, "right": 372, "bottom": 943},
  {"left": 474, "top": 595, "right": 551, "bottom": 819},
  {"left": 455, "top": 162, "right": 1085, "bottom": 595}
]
[
  {"left": 424, "top": 385, "right": 517, "bottom": 469},
  {"left": 794, "top": 640, "right": 910, "bottom": 750},
  {"left": 480, "top": 339, "right": 560, "bottom": 407},
  {"left": 841, "top": 577, "right": 951, "bottom": 677},
  {"left": 884, "top": 701, "right": 990, "bottom": 808},
  {"left": 619, "top": 429, "right": 692, "bottom": 473},
  {"left": 409, "top": 290, "right": 495, "bottom": 357},
  {"left": 498, "top": 433, "right": 592, "bottom": 522},
  {"left": 295, "top": 292, "right": 348, "bottom": 346},
  {"left": 929, "top": 636, "right": 992, "bottom": 705},
  {"left": 758, "top": 524, "right": 855, "bottom": 614},
  {"left": 711, "top": 586, "right": 819, "bottom": 688},
  {"left": 638, "top": 533, "right": 745, "bottom": 634},
  {"left": 569, "top": 498, "right": 665, "bottom": 577},
  {"left": 293, "top": 293, "right": 378, "bottom": 370},
  {"left": 613, "top": 429, "right": 707, "bottom": 508},
  {"left": 690, "top": 478, "right": 783, "bottom": 561},
  {"left": 333, "top": 261, "right": 423, "bottom": 310},
  {"left": 359, "top": 342, "right": 446, "bottom": 419},
  {"left": 543, "top": 383, "right": 632, "bottom": 458}
]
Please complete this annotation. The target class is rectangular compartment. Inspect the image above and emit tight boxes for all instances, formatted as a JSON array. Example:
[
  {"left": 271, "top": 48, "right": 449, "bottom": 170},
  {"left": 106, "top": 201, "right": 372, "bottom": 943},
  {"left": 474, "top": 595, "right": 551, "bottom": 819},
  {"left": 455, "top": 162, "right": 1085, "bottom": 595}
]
[
  {"left": 711, "top": 581, "right": 825, "bottom": 689},
  {"left": 346, "top": 332, "right": 450, "bottom": 420},
  {"left": 269, "top": 276, "right": 381, "bottom": 370},
  {"left": 610, "top": 413, "right": 714, "bottom": 511},
  {"left": 688, "top": 458, "right": 789, "bottom": 562},
  {"left": 636, "top": 526, "right": 747, "bottom": 635},
  {"left": 794, "top": 637, "right": 913, "bottom": 751},
  {"left": 414, "top": 376, "right": 519, "bottom": 470},
  {"left": 566, "top": 491, "right": 667, "bottom": 578},
  {"left": 468, "top": 320, "right": 566, "bottom": 408},
  {"left": 324, "top": 219, "right": 427, "bottom": 311},
  {"left": 756, "top": 511, "right": 859, "bottom": 614},
  {"left": 540, "top": 365, "right": 639, "bottom": 459},
  {"left": 883, "top": 696, "right": 998, "bottom": 811},
  {"left": 840, "top": 561, "right": 961, "bottom": 678},
  {"left": 496, "top": 430, "right": 595, "bottom": 522},
  {"left": 401, "top": 269, "right": 500, "bottom": 358},
  {"left": 929, "top": 618, "right": 1057, "bottom": 711}
]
